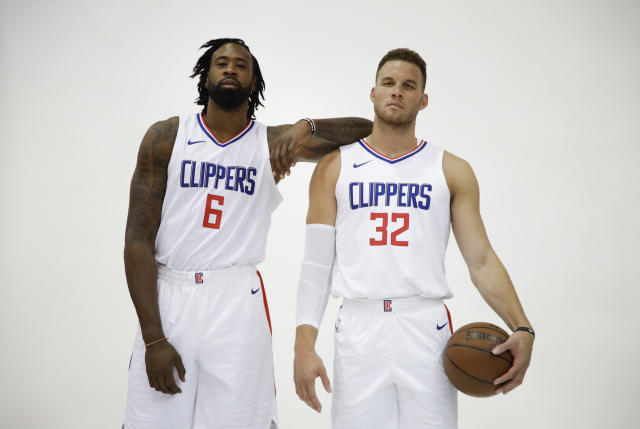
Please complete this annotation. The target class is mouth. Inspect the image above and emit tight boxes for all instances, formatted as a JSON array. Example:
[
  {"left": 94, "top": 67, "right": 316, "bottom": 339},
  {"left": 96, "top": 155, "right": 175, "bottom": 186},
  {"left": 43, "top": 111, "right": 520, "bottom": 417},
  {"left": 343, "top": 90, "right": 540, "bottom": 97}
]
[
  {"left": 387, "top": 102, "right": 403, "bottom": 110},
  {"left": 219, "top": 78, "right": 241, "bottom": 89}
]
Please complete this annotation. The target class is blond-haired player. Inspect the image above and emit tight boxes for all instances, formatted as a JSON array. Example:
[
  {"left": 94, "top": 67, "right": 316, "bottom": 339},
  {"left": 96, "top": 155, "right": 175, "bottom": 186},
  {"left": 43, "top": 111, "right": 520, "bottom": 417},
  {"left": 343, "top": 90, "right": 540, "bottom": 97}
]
[{"left": 293, "top": 48, "right": 534, "bottom": 428}]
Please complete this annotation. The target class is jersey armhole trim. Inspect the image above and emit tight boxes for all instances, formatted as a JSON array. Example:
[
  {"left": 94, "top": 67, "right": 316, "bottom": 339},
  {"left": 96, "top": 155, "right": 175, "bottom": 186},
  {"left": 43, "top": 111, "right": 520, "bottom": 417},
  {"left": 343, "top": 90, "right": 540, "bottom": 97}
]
[
  {"left": 439, "top": 148, "right": 453, "bottom": 201},
  {"left": 334, "top": 146, "right": 346, "bottom": 203},
  {"left": 262, "top": 124, "right": 284, "bottom": 209},
  {"left": 166, "top": 115, "right": 186, "bottom": 173}
]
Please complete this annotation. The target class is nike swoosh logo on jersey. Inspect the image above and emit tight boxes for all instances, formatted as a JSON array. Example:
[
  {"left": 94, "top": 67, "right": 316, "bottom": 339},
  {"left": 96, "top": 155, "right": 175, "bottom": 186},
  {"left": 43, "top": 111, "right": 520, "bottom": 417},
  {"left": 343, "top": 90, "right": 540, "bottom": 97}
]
[
  {"left": 353, "top": 160, "right": 373, "bottom": 168},
  {"left": 437, "top": 322, "right": 448, "bottom": 330},
  {"left": 188, "top": 139, "right": 206, "bottom": 145},
  {"left": 251, "top": 288, "right": 260, "bottom": 295}
]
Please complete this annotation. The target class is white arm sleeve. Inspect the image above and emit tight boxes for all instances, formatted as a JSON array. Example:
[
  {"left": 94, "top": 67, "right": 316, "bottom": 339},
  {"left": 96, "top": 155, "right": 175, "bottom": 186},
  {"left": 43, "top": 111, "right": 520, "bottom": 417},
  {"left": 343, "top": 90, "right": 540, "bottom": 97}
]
[{"left": 295, "top": 224, "right": 336, "bottom": 329}]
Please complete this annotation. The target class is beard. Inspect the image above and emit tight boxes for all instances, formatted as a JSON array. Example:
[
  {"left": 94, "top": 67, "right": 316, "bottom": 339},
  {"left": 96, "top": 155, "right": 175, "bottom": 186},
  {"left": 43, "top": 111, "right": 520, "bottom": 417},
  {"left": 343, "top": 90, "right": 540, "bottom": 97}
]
[
  {"left": 374, "top": 102, "right": 421, "bottom": 127},
  {"left": 206, "top": 79, "right": 252, "bottom": 111}
]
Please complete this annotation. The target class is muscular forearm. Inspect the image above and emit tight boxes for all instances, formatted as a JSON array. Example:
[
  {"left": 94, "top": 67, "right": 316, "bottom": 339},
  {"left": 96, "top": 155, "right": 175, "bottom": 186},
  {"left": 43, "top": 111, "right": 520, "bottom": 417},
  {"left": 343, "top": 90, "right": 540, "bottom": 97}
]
[
  {"left": 123, "top": 118, "right": 175, "bottom": 345},
  {"left": 297, "top": 118, "right": 373, "bottom": 162},
  {"left": 313, "top": 117, "right": 372, "bottom": 144},
  {"left": 267, "top": 118, "right": 372, "bottom": 175},
  {"left": 469, "top": 250, "right": 532, "bottom": 331},
  {"left": 124, "top": 242, "right": 164, "bottom": 343}
]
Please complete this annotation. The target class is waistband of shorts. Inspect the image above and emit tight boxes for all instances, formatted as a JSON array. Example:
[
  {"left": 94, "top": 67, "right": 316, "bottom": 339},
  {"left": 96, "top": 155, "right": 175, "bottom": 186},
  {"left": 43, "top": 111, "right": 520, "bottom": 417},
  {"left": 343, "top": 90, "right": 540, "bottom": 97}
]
[
  {"left": 341, "top": 296, "right": 444, "bottom": 313},
  {"left": 156, "top": 263, "right": 257, "bottom": 286}
]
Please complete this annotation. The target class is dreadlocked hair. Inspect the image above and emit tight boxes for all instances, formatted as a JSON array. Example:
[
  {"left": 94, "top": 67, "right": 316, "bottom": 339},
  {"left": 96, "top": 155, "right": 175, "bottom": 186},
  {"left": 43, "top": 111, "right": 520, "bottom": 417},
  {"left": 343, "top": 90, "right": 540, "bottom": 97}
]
[{"left": 190, "top": 38, "right": 265, "bottom": 119}]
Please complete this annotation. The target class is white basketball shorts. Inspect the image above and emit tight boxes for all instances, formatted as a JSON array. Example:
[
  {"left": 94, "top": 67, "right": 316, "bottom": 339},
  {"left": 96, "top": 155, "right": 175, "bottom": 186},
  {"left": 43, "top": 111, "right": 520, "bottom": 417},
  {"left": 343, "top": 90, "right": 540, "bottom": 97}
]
[
  {"left": 124, "top": 264, "right": 278, "bottom": 429},
  {"left": 332, "top": 297, "right": 457, "bottom": 429}
]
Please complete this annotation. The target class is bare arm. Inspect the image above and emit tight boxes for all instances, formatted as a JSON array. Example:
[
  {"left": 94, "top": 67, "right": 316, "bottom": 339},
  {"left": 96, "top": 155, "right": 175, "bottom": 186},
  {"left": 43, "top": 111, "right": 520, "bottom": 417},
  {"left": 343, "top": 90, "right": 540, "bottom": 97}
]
[
  {"left": 444, "top": 151, "right": 534, "bottom": 394},
  {"left": 267, "top": 117, "right": 372, "bottom": 180},
  {"left": 124, "top": 117, "right": 185, "bottom": 394},
  {"left": 294, "top": 150, "right": 340, "bottom": 412}
]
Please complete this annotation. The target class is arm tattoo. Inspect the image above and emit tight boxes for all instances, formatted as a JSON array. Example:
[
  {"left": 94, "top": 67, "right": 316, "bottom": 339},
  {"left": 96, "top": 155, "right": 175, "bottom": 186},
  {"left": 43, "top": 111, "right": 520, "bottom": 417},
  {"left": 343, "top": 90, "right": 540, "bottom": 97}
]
[
  {"left": 313, "top": 117, "right": 372, "bottom": 145},
  {"left": 125, "top": 118, "right": 178, "bottom": 246},
  {"left": 265, "top": 118, "right": 372, "bottom": 163},
  {"left": 301, "top": 118, "right": 373, "bottom": 160},
  {"left": 266, "top": 125, "right": 289, "bottom": 152}
]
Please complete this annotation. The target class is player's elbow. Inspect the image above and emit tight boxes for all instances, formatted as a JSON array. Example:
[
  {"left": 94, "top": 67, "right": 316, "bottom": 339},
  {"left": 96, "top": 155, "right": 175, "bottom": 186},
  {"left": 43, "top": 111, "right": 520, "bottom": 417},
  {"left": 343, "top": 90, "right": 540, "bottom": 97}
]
[
  {"left": 123, "top": 243, "right": 137, "bottom": 269},
  {"left": 123, "top": 240, "right": 154, "bottom": 270},
  {"left": 466, "top": 248, "right": 493, "bottom": 281}
]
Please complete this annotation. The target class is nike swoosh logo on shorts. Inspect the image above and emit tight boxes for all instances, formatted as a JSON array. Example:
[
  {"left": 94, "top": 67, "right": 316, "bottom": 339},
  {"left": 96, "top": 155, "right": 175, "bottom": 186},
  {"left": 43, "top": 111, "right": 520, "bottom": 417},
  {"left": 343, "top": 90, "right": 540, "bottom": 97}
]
[
  {"left": 251, "top": 288, "right": 260, "bottom": 294},
  {"left": 353, "top": 160, "right": 373, "bottom": 168},
  {"left": 188, "top": 139, "right": 206, "bottom": 145},
  {"left": 437, "top": 322, "right": 448, "bottom": 330}
]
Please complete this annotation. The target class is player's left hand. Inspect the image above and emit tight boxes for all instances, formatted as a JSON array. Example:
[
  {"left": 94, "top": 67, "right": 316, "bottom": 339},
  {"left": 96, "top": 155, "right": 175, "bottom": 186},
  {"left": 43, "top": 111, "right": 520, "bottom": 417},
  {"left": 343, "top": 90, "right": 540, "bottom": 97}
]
[
  {"left": 294, "top": 348, "right": 332, "bottom": 413},
  {"left": 491, "top": 330, "right": 534, "bottom": 394},
  {"left": 270, "top": 120, "right": 312, "bottom": 181}
]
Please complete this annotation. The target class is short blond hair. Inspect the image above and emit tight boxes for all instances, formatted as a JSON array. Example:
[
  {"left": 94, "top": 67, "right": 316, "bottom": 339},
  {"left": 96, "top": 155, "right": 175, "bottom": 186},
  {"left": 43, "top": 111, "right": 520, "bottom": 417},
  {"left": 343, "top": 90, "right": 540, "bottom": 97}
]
[{"left": 376, "top": 48, "right": 427, "bottom": 89}]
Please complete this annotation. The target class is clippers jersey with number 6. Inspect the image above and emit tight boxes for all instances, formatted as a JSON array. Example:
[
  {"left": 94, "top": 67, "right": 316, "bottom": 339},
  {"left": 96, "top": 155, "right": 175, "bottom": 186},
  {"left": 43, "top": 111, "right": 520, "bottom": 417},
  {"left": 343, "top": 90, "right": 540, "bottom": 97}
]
[
  {"left": 331, "top": 138, "right": 453, "bottom": 300},
  {"left": 154, "top": 113, "right": 282, "bottom": 271}
]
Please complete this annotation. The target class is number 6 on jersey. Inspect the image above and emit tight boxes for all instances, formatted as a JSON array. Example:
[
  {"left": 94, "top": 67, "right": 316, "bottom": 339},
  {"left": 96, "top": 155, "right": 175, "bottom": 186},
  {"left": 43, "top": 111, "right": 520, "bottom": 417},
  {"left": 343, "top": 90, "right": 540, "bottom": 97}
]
[{"left": 203, "top": 194, "right": 224, "bottom": 229}]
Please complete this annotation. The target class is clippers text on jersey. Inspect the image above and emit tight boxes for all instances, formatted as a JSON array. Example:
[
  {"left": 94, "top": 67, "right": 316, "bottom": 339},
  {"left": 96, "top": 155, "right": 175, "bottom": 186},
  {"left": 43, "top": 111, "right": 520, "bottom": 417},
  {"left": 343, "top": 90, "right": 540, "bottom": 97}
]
[
  {"left": 349, "top": 181, "right": 432, "bottom": 210},
  {"left": 180, "top": 159, "right": 257, "bottom": 195}
]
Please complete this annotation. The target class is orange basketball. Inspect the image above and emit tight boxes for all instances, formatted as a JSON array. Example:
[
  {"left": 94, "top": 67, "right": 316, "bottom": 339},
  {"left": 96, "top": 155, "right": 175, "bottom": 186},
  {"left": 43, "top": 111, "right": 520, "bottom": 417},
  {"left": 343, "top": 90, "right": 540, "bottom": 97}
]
[{"left": 443, "top": 322, "right": 513, "bottom": 397}]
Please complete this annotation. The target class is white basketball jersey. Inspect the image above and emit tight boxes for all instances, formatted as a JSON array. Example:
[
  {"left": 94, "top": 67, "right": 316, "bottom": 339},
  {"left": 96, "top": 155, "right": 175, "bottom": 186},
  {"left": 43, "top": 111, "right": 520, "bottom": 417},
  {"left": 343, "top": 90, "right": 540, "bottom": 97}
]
[
  {"left": 155, "top": 113, "right": 282, "bottom": 271},
  {"left": 331, "top": 138, "right": 453, "bottom": 299}
]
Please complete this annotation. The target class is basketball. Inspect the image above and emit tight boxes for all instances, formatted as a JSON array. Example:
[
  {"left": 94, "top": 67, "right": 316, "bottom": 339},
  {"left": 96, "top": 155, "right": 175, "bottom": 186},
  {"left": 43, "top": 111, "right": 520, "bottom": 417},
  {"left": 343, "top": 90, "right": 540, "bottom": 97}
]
[{"left": 443, "top": 322, "right": 513, "bottom": 397}]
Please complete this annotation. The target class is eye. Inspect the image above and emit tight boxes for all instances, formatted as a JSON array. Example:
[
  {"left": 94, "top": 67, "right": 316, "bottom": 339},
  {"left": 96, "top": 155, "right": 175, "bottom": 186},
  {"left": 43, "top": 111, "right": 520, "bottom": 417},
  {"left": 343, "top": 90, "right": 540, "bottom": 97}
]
[
  {"left": 237, "top": 64, "right": 247, "bottom": 69},
  {"left": 216, "top": 62, "right": 227, "bottom": 68}
]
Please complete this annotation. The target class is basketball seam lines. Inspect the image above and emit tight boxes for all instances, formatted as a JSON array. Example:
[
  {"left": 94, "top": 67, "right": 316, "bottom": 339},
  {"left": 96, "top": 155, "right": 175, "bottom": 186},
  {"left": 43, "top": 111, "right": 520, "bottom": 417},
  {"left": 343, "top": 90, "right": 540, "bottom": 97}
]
[
  {"left": 463, "top": 326, "right": 510, "bottom": 337},
  {"left": 447, "top": 344, "right": 514, "bottom": 364},
  {"left": 444, "top": 354, "right": 499, "bottom": 386}
]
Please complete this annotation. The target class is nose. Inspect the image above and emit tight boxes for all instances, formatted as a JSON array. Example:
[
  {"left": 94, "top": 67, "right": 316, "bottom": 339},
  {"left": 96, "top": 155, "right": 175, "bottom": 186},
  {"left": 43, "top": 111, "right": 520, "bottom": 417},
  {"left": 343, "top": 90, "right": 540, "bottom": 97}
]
[
  {"left": 391, "top": 84, "right": 403, "bottom": 98},
  {"left": 223, "top": 64, "right": 238, "bottom": 76}
]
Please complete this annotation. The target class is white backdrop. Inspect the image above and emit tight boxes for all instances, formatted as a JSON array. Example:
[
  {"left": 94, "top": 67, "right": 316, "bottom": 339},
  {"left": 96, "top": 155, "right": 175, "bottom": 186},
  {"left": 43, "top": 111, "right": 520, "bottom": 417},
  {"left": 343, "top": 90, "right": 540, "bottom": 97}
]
[{"left": 1, "top": 0, "right": 639, "bottom": 428}]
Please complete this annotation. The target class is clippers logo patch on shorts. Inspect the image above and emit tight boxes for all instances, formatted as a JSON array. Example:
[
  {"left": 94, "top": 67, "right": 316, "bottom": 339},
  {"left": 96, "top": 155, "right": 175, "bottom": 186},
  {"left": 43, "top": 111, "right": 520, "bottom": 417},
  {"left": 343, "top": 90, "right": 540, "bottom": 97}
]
[
  {"left": 384, "top": 299, "right": 392, "bottom": 312},
  {"left": 195, "top": 272, "right": 204, "bottom": 284}
]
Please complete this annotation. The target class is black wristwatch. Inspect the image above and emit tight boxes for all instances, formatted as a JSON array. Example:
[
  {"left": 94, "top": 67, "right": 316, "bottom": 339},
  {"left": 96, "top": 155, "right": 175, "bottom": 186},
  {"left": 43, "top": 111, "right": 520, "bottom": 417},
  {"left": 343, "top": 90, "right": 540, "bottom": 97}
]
[{"left": 515, "top": 326, "right": 535, "bottom": 336}]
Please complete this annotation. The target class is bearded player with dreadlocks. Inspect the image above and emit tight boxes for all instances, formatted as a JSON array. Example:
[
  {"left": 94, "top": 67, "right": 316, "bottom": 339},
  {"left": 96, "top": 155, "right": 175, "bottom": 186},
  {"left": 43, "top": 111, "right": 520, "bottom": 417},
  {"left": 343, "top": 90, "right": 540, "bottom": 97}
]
[{"left": 122, "top": 38, "right": 372, "bottom": 429}]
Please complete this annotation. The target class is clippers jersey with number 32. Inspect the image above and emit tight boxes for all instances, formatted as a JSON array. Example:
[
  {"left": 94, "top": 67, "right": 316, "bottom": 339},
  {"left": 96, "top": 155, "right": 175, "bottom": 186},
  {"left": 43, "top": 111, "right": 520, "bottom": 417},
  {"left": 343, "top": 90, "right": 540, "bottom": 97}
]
[
  {"left": 331, "top": 139, "right": 453, "bottom": 300},
  {"left": 155, "top": 113, "right": 282, "bottom": 271}
]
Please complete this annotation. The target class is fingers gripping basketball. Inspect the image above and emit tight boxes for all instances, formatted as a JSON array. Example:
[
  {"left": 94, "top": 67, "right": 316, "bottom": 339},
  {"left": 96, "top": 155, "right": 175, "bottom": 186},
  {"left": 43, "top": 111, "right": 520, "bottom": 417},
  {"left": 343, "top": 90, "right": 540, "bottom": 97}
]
[{"left": 443, "top": 322, "right": 513, "bottom": 397}]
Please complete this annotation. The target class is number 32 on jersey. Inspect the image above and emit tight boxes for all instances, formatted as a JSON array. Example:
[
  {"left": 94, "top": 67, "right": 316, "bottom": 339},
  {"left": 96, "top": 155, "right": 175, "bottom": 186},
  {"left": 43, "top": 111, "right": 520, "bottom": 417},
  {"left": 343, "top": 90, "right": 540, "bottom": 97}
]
[{"left": 369, "top": 212, "right": 409, "bottom": 247}]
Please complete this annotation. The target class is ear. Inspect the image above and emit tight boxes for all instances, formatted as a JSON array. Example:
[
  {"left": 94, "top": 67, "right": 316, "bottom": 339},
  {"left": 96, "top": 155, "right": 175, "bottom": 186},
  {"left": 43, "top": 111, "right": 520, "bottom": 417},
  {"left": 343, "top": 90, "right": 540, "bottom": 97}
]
[
  {"left": 419, "top": 92, "right": 428, "bottom": 110},
  {"left": 251, "top": 75, "right": 257, "bottom": 92},
  {"left": 370, "top": 87, "right": 376, "bottom": 103}
]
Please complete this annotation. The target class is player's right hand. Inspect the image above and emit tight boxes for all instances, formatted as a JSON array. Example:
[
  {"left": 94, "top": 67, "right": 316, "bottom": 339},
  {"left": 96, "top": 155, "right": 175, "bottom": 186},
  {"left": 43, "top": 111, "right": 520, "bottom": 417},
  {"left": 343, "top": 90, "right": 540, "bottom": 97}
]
[
  {"left": 492, "top": 330, "right": 534, "bottom": 394},
  {"left": 269, "top": 120, "right": 310, "bottom": 181},
  {"left": 145, "top": 341, "right": 186, "bottom": 395},
  {"left": 294, "top": 349, "right": 332, "bottom": 413}
]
